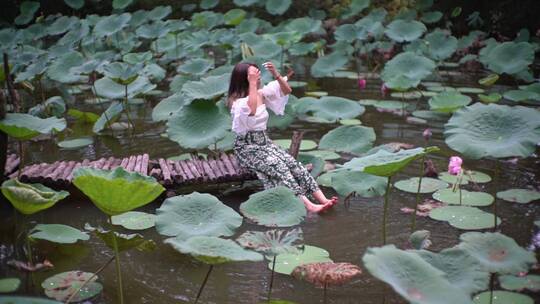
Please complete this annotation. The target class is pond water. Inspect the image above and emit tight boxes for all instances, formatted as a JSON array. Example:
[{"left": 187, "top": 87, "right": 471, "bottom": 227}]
[{"left": 1, "top": 68, "right": 539, "bottom": 304}]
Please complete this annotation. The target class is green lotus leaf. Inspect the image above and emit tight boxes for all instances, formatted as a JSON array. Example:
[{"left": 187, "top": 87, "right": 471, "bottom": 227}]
[
  {"left": 234, "top": 0, "right": 258, "bottom": 6},
  {"left": 148, "top": 6, "right": 172, "bottom": 21},
  {"left": 182, "top": 74, "right": 230, "bottom": 103},
  {"left": 111, "top": 211, "right": 156, "bottom": 230},
  {"left": 480, "top": 42, "right": 535, "bottom": 75},
  {"left": 191, "top": 11, "right": 224, "bottom": 29},
  {"left": 42, "top": 271, "right": 101, "bottom": 302},
  {"left": 304, "top": 91, "right": 328, "bottom": 97},
  {"left": 316, "top": 171, "right": 338, "bottom": 187},
  {"left": 362, "top": 245, "right": 473, "bottom": 304},
  {"left": 285, "top": 17, "right": 323, "bottom": 36},
  {"left": 112, "top": 0, "right": 134, "bottom": 9},
  {"left": 429, "top": 91, "right": 472, "bottom": 113},
  {"left": 394, "top": 177, "right": 448, "bottom": 193},
  {"left": 123, "top": 52, "right": 152, "bottom": 65},
  {"left": 273, "top": 139, "right": 317, "bottom": 151},
  {"left": 319, "top": 125, "right": 376, "bottom": 155},
  {"left": 310, "top": 52, "right": 348, "bottom": 78},
  {"left": 385, "top": 19, "right": 427, "bottom": 42},
  {"left": 381, "top": 52, "right": 436, "bottom": 90},
  {"left": 496, "top": 189, "right": 540, "bottom": 204},
  {"left": 73, "top": 167, "right": 165, "bottom": 216},
  {"left": 442, "top": 170, "right": 491, "bottom": 184},
  {"left": 288, "top": 81, "right": 307, "bottom": 88},
  {"left": 297, "top": 153, "right": 324, "bottom": 177},
  {"left": 499, "top": 274, "right": 540, "bottom": 292},
  {"left": 29, "top": 96, "right": 66, "bottom": 118},
  {"left": 15, "top": 1, "right": 40, "bottom": 25},
  {"left": 423, "top": 30, "right": 458, "bottom": 61},
  {"left": 415, "top": 247, "right": 490, "bottom": 295},
  {"left": 93, "top": 13, "right": 131, "bottom": 37},
  {"left": 92, "top": 101, "right": 124, "bottom": 134},
  {"left": 429, "top": 206, "right": 500, "bottom": 230},
  {"left": 240, "top": 186, "right": 306, "bottom": 227},
  {"left": 372, "top": 100, "right": 410, "bottom": 110},
  {"left": 339, "top": 119, "right": 362, "bottom": 126},
  {"left": 237, "top": 228, "right": 303, "bottom": 256},
  {"left": 459, "top": 232, "right": 537, "bottom": 274},
  {"left": 30, "top": 224, "right": 89, "bottom": 244},
  {"left": 334, "top": 24, "right": 363, "bottom": 42},
  {"left": 478, "top": 93, "right": 502, "bottom": 103},
  {"left": 473, "top": 290, "right": 533, "bottom": 304},
  {"left": 64, "top": 0, "right": 84, "bottom": 9},
  {"left": 302, "top": 150, "right": 340, "bottom": 161},
  {"left": 437, "top": 172, "right": 467, "bottom": 185},
  {"left": 1, "top": 179, "right": 69, "bottom": 215},
  {"left": 409, "top": 230, "right": 431, "bottom": 250},
  {"left": 200, "top": 0, "right": 219, "bottom": 9},
  {"left": 341, "top": 0, "right": 370, "bottom": 19},
  {"left": 85, "top": 223, "right": 156, "bottom": 252},
  {"left": 519, "top": 82, "right": 540, "bottom": 94},
  {"left": 0, "top": 278, "right": 21, "bottom": 293},
  {"left": 433, "top": 189, "right": 494, "bottom": 206},
  {"left": 177, "top": 58, "right": 213, "bottom": 75},
  {"left": 478, "top": 74, "right": 499, "bottom": 86},
  {"left": 456, "top": 87, "right": 485, "bottom": 94},
  {"left": 58, "top": 138, "right": 93, "bottom": 149},
  {"left": 272, "top": 245, "right": 332, "bottom": 275},
  {"left": 165, "top": 235, "right": 263, "bottom": 265},
  {"left": 391, "top": 91, "right": 423, "bottom": 99},
  {"left": 46, "top": 51, "right": 85, "bottom": 84},
  {"left": 156, "top": 192, "right": 242, "bottom": 240},
  {"left": 152, "top": 93, "right": 186, "bottom": 122},
  {"left": 444, "top": 103, "right": 540, "bottom": 159},
  {"left": 412, "top": 110, "right": 450, "bottom": 120},
  {"left": 295, "top": 96, "right": 364, "bottom": 122},
  {"left": 427, "top": 86, "right": 457, "bottom": 92},
  {"left": 224, "top": 8, "right": 246, "bottom": 26},
  {"left": 103, "top": 62, "right": 143, "bottom": 85},
  {"left": 268, "top": 102, "right": 295, "bottom": 130},
  {"left": 0, "top": 113, "right": 66, "bottom": 140},
  {"left": 421, "top": 11, "right": 443, "bottom": 23},
  {"left": 503, "top": 90, "right": 540, "bottom": 102},
  {"left": 265, "top": 0, "right": 291, "bottom": 15},
  {"left": 329, "top": 170, "right": 387, "bottom": 197},
  {"left": 0, "top": 297, "right": 62, "bottom": 304},
  {"left": 341, "top": 147, "right": 439, "bottom": 177},
  {"left": 94, "top": 77, "right": 156, "bottom": 100},
  {"left": 166, "top": 100, "right": 231, "bottom": 149}
]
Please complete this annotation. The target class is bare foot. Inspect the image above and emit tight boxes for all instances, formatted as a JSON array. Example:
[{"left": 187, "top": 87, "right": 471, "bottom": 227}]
[{"left": 300, "top": 196, "right": 333, "bottom": 213}]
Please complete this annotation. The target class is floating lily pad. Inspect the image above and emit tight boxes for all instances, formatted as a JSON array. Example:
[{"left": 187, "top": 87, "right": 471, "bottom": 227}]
[
  {"left": 473, "top": 291, "right": 533, "bottom": 304},
  {"left": 391, "top": 91, "right": 423, "bottom": 99},
  {"left": 236, "top": 228, "right": 303, "bottom": 256},
  {"left": 42, "top": 271, "right": 102, "bottom": 302},
  {"left": 111, "top": 211, "right": 156, "bottom": 230},
  {"left": 412, "top": 110, "right": 449, "bottom": 120},
  {"left": 439, "top": 170, "right": 492, "bottom": 184},
  {"left": 385, "top": 19, "right": 427, "bottom": 42},
  {"left": 295, "top": 96, "right": 365, "bottom": 122},
  {"left": 30, "top": 224, "right": 89, "bottom": 244},
  {"left": 427, "top": 86, "right": 457, "bottom": 92},
  {"left": 297, "top": 153, "right": 324, "bottom": 178},
  {"left": 429, "top": 206, "right": 501, "bottom": 230},
  {"left": 0, "top": 297, "right": 62, "bottom": 303},
  {"left": 0, "top": 113, "right": 66, "bottom": 140},
  {"left": 438, "top": 172, "right": 468, "bottom": 185},
  {"left": 58, "top": 138, "right": 93, "bottom": 149},
  {"left": 288, "top": 81, "right": 307, "bottom": 88},
  {"left": 499, "top": 275, "right": 540, "bottom": 292},
  {"left": 272, "top": 245, "right": 332, "bottom": 275},
  {"left": 429, "top": 92, "right": 472, "bottom": 113},
  {"left": 496, "top": 189, "right": 540, "bottom": 204},
  {"left": 1, "top": 179, "right": 69, "bottom": 215},
  {"left": 433, "top": 189, "right": 494, "bottom": 206},
  {"left": 479, "top": 74, "right": 499, "bottom": 86},
  {"left": 329, "top": 170, "right": 387, "bottom": 198},
  {"left": 479, "top": 41, "right": 535, "bottom": 76},
  {"left": 0, "top": 278, "right": 20, "bottom": 293},
  {"left": 85, "top": 224, "right": 155, "bottom": 252},
  {"left": 302, "top": 150, "right": 340, "bottom": 161},
  {"left": 319, "top": 125, "right": 376, "bottom": 155},
  {"left": 305, "top": 91, "right": 328, "bottom": 97},
  {"left": 339, "top": 119, "right": 362, "bottom": 125},
  {"left": 394, "top": 177, "right": 448, "bottom": 193},
  {"left": 503, "top": 90, "right": 540, "bottom": 102},
  {"left": 240, "top": 186, "right": 306, "bottom": 227},
  {"left": 165, "top": 235, "right": 263, "bottom": 265},
  {"left": 478, "top": 93, "right": 502, "bottom": 103},
  {"left": 457, "top": 87, "right": 485, "bottom": 94},
  {"left": 273, "top": 139, "right": 317, "bottom": 151},
  {"left": 156, "top": 192, "right": 242, "bottom": 240}
]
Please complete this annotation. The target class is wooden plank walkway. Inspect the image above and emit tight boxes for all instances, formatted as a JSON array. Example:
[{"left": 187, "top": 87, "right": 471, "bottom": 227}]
[{"left": 7, "top": 153, "right": 256, "bottom": 188}]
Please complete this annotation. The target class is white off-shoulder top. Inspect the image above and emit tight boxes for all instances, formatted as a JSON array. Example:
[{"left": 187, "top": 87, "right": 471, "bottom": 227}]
[{"left": 230, "top": 77, "right": 289, "bottom": 135}]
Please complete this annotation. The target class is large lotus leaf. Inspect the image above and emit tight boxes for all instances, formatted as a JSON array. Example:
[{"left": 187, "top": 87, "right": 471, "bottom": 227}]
[
  {"left": 152, "top": 93, "right": 186, "bottom": 122},
  {"left": 310, "top": 52, "right": 348, "bottom": 78},
  {"left": 234, "top": 0, "right": 258, "bottom": 6},
  {"left": 136, "top": 22, "right": 169, "bottom": 39},
  {"left": 0, "top": 297, "right": 62, "bottom": 304},
  {"left": 421, "top": 11, "right": 443, "bottom": 23},
  {"left": 123, "top": 52, "right": 152, "bottom": 65},
  {"left": 473, "top": 291, "right": 533, "bottom": 304},
  {"left": 111, "top": 211, "right": 156, "bottom": 230},
  {"left": 165, "top": 235, "right": 262, "bottom": 265},
  {"left": 394, "top": 177, "right": 448, "bottom": 193},
  {"left": 319, "top": 126, "right": 375, "bottom": 155},
  {"left": 292, "top": 262, "right": 362, "bottom": 287},
  {"left": 295, "top": 96, "right": 364, "bottom": 122},
  {"left": 429, "top": 206, "right": 500, "bottom": 230},
  {"left": 503, "top": 90, "right": 540, "bottom": 102},
  {"left": 0, "top": 278, "right": 21, "bottom": 293},
  {"left": 341, "top": 147, "right": 439, "bottom": 177},
  {"left": 1, "top": 179, "right": 69, "bottom": 215},
  {"left": 285, "top": 17, "right": 323, "bottom": 36},
  {"left": 297, "top": 153, "right": 324, "bottom": 177},
  {"left": 415, "top": 248, "right": 489, "bottom": 295},
  {"left": 29, "top": 224, "right": 89, "bottom": 244},
  {"left": 0, "top": 113, "right": 66, "bottom": 140},
  {"left": 85, "top": 224, "right": 156, "bottom": 252},
  {"left": 385, "top": 19, "right": 427, "bottom": 42},
  {"left": 182, "top": 73, "right": 230, "bottom": 103},
  {"left": 177, "top": 58, "right": 213, "bottom": 75},
  {"left": 268, "top": 102, "right": 295, "bottom": 130},
  {"left": 499, "top": 274, "right": 540, "bottom": 292},
  {"left": 444, "top": 103, "right": 540, "bottom": 159},
  {"left": 423, "top": 30, "right": 457, "bottom": 60},
  {"left": 46, "top": 51, "right": 85, "bottom": 84},
  {"left": 58, "top": 138, "right": 93, "bottom": 149},
  {"left": 272, "top": 245, "right": 332, "bottom": 275},
  {"left": 93, "top": 13, "right": 131, "bottom": 37},
  {"left": 429, "top": 92, "right": 472, "bottom": 113},
  {"left": 15, "top": 1, "right": 40, "bottom": 25},
  {"left": 166, "top": 100, "right": 230, "bottom": 149},
  {"left": 92, "top": 101, "right": 124, "bottom": 134},
  {"left": 224, "top": 8, "right": 246, "bottom": 26},
  {"left": 329, "top": 170, "right": 387, "bottom": 197},
  {"left": 103, "top": 62, "right": 142, "bottom": 84},
  {"left": 236, "top": 228, "right": 303, "bottom": 256},
  {"left": 73, "top": 167, "right": 165, "bottom": 216},
  {"left": 381, "top": 52, "right": 436, "bottom": 90},
  {"left": 362, "top": 245, "right": 473, "bottom": 304},
  {"left": 147, "top": 6, "right": 172, "bottom": 21},
  {"left": 156, "top": 192, "right": 242, "bottom": 240},
  {"left": 480, "top": 42, "right": 535, "bottom": 75},
  {"left": 341, "top": 0, "right": 370, "bottom": 19},
  {"left": 273, "top": 139, "right": 317, "bottom": 151},
  {"left": 42, "top": 271, "right": 102, "bottom": 302},
  {"left": 458, "top": 232, "right": 537, "bottom": 274},
  {"left": 433, "top": 189, "right": 494, "bottom": 206},
  {"left": 303, "top": 150, "right": 340, "bottom": 161},
  {"left": 318, "top": 171, "right": 342, "bottom": 187},
  {"left": 441, "top": 170, "right": 491, "bottom": 184},
  {"left": 240, "top": 186, "right": 306, "bottom": 227},
  {"left": 265, "top": 0, "right": 291, "bottom": 15},
  {"left": 200, "top": 0, "right": 219, "bottom": 9},
  {"left": 496, "top": 189, "right": 540, "bottom": 204},
  {"left": 94, "top": 76, "right": 156, "bottom": 100},
  {"left": 113, "top": 0, "right": 135, "bottom": 9}
]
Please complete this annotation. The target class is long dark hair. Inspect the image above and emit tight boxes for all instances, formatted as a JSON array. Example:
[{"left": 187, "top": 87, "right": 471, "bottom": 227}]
[{"left": 227, "top": 62, "right": 258, "bottom": 108}]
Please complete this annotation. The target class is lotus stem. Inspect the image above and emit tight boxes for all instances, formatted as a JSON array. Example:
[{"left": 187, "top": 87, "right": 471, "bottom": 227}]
[
  {"left": 323, "top": 281, "right": 327, "bottom": 304},
  {"left": 175, "top": 34, "right": 179, "bottom": 59},
  {"left": 195, "top": 265, "right": 213, "bottom": 304},
  {"left": 93, "top": 83, "right": 115, "bottom": 136},
  {"left": 459, "top": 187, "right": 462, "bottom": 205},
  {"left": 383, "top": 176, "right": 392, "bottom": 245},
  {"left": 109, "top": 216, "right": 124, "bottom": 304},
  {"left": 267, "top": 256, "right": 276, "bottom": 302},
  {"left": 17, "top": 140, "right": 23, "bottom": 178},
  {"left": 493, "top": 161, "right": 500, "bottom": 231},
  {"left": 489, "top": 273, "right": 494, "bottom": 304},
  {"left": 411, "top": 155, "right": 425, "bottom": 231},
  {"left": 124, "top": 85, "right": 135, "bottom": 134},
  {"left": 65, "top": 255, "right": 115, "bottom": 304}
]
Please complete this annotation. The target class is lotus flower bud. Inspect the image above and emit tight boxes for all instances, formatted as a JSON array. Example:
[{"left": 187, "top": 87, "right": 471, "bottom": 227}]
[
  {"left": 357, "top": 78, "right": 366, "bottom": 90},
  {"left": 380, "top": 83, "right": 389, "bottom": 96},
  {"left": 448, "top": 156, "right": 463, "bottom": 175},
  {"left": 422, "top": 128, "right": 432, "bottom": 141}
]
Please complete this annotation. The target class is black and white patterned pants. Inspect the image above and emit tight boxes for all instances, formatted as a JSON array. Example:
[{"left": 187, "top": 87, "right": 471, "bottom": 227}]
[{"left": 234, "top": 130, "right": 319, "bottom": 196}]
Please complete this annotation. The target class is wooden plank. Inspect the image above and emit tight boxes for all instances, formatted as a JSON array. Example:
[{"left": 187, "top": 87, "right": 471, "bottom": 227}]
[
  {"left": 133, "top": 155, "right": 143, "bottom": 174},
  {"left": 126, "top": 155, "right": 137, "bottom": 172},
  {"left": 172, "top": 161, "right": 187, "bottom": 182},
  {"left": 140, "top": 154, "right": 149, "bottom": 175},
  {"left": 167, "top": 160, "right": 183, "bottom": 184},
  {"left": 201, "top": 160, "right": 216, "bottom": 181},
  {"left": 120, "top": 157, "right": 129, "bottom": 169},
  {"left": 37, "top": 161, "right": 59, "bottom": 183},
  {"left": 185, "top": 160, "right": 203, "bottom": 181},
  {"left": 158, "top": 158, "right": 172, "bottom": 185},
  {"left": 150, "top": 168, "right": 161, "bottom": 180},
  {"left": 101, "top": 157, "right": 115, "bottom": 170},
  {"left": 59, "top": 161, "right": 77, "bottom": 185},
  {"left": 178, "top": 160, "right": 194, "bottom": 182},
  {"left": 207, "top": 157, "right": 225, "bottom": 181},
  {"left": 220, "top": 153, "right": 236, "bottom": 177},
  {"left": 215, "top": 156, "right": 231, "bottom": 179}
]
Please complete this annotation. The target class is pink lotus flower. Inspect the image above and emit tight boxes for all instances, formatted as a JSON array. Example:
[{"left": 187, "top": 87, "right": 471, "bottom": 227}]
[
  {"left": 422, "top": 128, "right": 432, "bottom": 141},
  {"left": 448, "top": 156, "right": 463, "bottom": 175},
  {"left": 357, "top": 78, "right": 366, "bottom": 90},
  {"left": 380, "top": 83, "right": 389, "bottom": 96}
]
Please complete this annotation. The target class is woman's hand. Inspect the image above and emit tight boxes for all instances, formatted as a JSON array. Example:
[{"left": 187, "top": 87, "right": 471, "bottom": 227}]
[
  {"left": 247, "top": 66, "right": 260, "bottom": 85},
  {"left": 262, "top": 62, "right": 280, "bottom": 78}
]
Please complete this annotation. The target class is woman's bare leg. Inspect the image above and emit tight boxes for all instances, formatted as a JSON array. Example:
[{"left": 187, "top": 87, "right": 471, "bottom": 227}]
[
  {"left": 300, "top": 195, "right": 327, "bottom": 213},
  {"left": 312, "top": 190, "right": 338, "bottom": 206}
]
